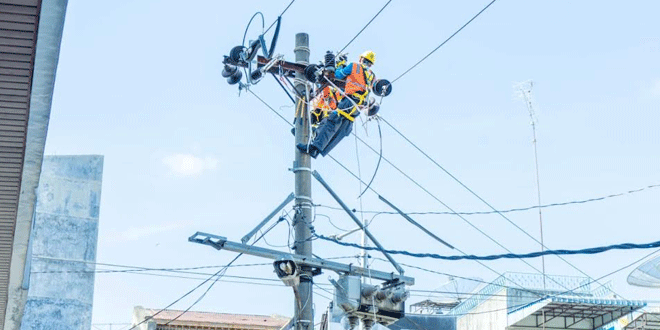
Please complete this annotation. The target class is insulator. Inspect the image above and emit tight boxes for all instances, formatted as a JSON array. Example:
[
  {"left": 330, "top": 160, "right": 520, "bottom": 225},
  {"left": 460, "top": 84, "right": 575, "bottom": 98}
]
[
  {"left": 250, "top": 69, "right": 263, "bottom": 82},
  {"left": 324, "top": 51, "right": 336, "bottom": 71},
  {"left": 227, "top": 69, "right": 243, "bottom": 85},
  {"left": 347, "top": 316, "right": 359, "bottom": 330},
  {"left": 229, "top": 45, "right": 246, "bottom": 63},
  {"left": 361, "top": 318, "right": 375, "bottom": 330},
  {"left": 361, "top": 284, "right": 378, "bottom": 298},
  {"left": 367, "top": 98, "right": 380, "bottom": 116},
  {"left": 375, "top": 289, "right": 388, "bottom": 301},
  {"left": 304, "top": 64, "right": 320, "bottom": 83},
  {"left": 390, "top": 290, "right": 410, "bottom": 304},
  {"left": 222, "top": 65, "right": 237, "bottom": 78},
  {"left": 373, "top": 79, "right": 393, "bottom": 97}
]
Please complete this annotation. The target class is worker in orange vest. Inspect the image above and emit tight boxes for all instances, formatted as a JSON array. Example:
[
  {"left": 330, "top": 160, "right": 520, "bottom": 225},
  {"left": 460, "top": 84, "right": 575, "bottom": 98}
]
[
  {"left": 311, "top": 86, "right": 341, "bottom": 126},
  {"left": 298, "top": 50, "right": 377, "bottom": 158}
]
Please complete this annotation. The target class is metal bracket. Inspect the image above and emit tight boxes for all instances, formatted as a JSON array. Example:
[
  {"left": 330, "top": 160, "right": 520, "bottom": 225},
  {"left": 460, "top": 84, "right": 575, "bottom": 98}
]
[{"left": 188, "top": 232, "right": 414, "bottom": 285}]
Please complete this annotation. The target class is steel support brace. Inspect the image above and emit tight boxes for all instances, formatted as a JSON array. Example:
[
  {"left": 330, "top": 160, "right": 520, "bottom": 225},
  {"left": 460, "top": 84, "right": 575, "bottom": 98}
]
[
  {"left": 378, "top": 195, "right": 455, "bottom": 249},
  {"left": 242, "top": 193, "right": 296, "bottom": 244},
  {"left": 189, "top": 232, "right": 414, "bottom": 285},
  {"left": 311, "top": 170, "right": 405, "bottom": 275}
]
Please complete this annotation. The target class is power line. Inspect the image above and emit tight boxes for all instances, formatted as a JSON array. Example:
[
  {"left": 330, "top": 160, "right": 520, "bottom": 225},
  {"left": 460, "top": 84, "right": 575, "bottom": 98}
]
[
  {"left": 337, "top": 0, "right": 394, "bottom": 54},
  {"left": 314, "top": 183, "right": 660, "bottom": 216},
  {"left": 454, "top": 247, "right": 660, "bottom": 315},
  {"left": 370, "top": 256, "right": 545, "bottom": 297},
  {"left": 315, "top": 233, "right": 660, "bottom": 261},
  {"left": 129, "top": 217, "right": 285, "bottom": 329},
  {"left": 377, "top": 116, "right": 632, "bottom": 300},
  {"left": 248, "top": 90, "right": 579, "bottom": 297},
  {"left": 250, "top": 75, "right": 556, "bottom": 291},
  {"left": 391, "top": 0, "right": 499, "bottom": 83},
  {"left": 326, "top": 136, "right": 576, "bottom": 293},
  {"left": 265, "top": 0, "right": 296, "bottom": 34},
  {"left": 40, "top": 255, "right": 551, "bottom": 300},
  {"left": 249, "top": 90, "right": 549, "bottom": 296},
  {"left": 327, "top": 142, "right": 555, "bottom": 293}
]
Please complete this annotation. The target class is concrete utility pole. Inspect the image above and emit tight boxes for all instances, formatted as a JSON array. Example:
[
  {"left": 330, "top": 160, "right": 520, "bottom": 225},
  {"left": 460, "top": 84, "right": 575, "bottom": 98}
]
[{"left": 293, "top": 32, "right": 313, "bottom": 330}]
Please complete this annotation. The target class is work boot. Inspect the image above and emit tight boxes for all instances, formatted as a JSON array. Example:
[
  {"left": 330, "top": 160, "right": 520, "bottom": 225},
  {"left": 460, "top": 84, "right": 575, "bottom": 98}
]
[
  {"left": 309, "top": 146, "right": 320, "bottom": 159},
  {"left": 296, "top": 143, "right": 310, "bottom": 153},
  {"left": 297, "top": 143, "right": 320, "bottom": 158}
]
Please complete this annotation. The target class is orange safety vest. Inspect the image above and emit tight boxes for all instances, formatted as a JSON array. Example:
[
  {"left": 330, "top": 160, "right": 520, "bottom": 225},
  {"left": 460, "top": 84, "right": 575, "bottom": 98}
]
[{"left": 344, "top": 63, "right": 375, "bottom": 100}]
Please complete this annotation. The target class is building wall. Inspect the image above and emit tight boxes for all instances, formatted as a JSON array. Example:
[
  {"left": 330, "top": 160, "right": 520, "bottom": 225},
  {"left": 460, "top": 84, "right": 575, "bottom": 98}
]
[
  {"left": 3, "top": 0, "right": 70, "bottom": 329},
  {"left": 20, "top": 155, "right": 104, "bottom": 330},
  {"left": 456, "top": 289, "right": 507, "bottom": 330}
]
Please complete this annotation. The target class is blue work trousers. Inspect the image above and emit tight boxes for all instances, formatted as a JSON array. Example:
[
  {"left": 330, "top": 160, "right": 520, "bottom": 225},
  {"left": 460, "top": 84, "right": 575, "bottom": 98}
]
[{"left": 311, "top": 98, "right": 358, "bottom": 156}]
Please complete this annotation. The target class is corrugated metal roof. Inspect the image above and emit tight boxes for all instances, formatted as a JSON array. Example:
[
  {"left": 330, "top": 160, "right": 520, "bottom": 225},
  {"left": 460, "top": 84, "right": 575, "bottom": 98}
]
[
  {"left": 509, "top": 296, "right": 647, "bottom": 316},
  {"left": 508, "top": 297, "right": 646, "bottom": 330},
  {"left": 625, "top": 312, "right": 660, "bottom": 330},
  {"left": 0, "top": 0, "right": 42, "bottom": 323}
]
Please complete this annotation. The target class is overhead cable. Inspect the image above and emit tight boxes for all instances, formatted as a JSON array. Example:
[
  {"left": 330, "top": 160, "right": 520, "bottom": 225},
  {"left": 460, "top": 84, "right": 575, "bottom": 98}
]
[
  {"left": 377, "top": 115, "right": 631, "bottom": 299},
  {"left": 315, "top": 183, "right": 660, "bottom": 216},
  {"left": 328, "top": 133, "right": 572, "bottom": 291},
  {"left": 315, "top": 233, "right": 660, "bottom": 261},
  {"left": 249, "top": 91, "right": 548, "bottom": 296},
  {"left": 454, "top": 247, "right": 660, "bottom": 315},
  {"left": 337, "top": 0, "right": 394, "bottom": 54},
  {"left": 265, "top": 0, "right": 296, "bottom": 34},
  {"left": 391, "top": 0, "right": 498, "bottom": 83},
  {"left": 129, "top": 217, "right": 284, "bottom": 329}
]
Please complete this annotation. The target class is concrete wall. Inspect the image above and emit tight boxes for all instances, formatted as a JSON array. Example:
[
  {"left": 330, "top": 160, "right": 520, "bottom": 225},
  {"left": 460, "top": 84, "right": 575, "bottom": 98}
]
[
  {"left": 20, "top": 155, "right": 103, "bottom": 330},
  {"left": 3, "top": 0, "right": 69, "bottom": 328},
  {"left": 456, "top": 289, "right": 507, "bottom": 330}
]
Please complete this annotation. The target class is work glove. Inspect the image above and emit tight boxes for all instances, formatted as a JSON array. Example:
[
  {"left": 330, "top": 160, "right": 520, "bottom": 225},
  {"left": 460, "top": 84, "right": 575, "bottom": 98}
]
[{"left": 336, "top": 54, "right": 348, "bottom": 69}]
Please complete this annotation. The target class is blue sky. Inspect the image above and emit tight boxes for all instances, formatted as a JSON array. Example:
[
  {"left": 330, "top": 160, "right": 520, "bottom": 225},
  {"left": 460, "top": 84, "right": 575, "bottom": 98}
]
[{"left": 43, "top": 0, "right": 660, "bottom": 326}]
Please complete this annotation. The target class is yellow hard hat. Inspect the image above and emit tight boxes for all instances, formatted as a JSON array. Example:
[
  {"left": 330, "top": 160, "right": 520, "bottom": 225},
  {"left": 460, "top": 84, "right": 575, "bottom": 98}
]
[{"left": 360, "top": 50, "right": 376, "bottom": 64}]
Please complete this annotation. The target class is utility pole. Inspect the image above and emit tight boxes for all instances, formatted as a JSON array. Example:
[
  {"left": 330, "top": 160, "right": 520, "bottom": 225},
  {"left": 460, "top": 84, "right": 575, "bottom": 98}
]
[
  {"left": 293, "top": 32, "right": 313, "bottom": 330},
  {"left": 210, "top": 32, "right": 411, "bottom": 330}
]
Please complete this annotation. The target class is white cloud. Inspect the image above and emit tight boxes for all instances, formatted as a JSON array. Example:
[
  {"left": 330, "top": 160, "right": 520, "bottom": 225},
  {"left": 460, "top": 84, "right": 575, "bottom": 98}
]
[{"left": 162, "top": 153, "right": 218, "bottom": 176}]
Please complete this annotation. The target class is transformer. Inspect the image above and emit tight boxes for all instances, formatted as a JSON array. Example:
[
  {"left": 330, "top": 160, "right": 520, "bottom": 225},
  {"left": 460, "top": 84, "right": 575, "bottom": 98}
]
[{"left": 332, "top": 274, "right": 409, "bottom": 329}]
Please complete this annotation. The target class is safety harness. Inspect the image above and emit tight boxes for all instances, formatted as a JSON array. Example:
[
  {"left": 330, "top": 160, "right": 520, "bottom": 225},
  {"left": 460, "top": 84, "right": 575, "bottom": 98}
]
[{"left": 337, "top": 64, "right": 374, "bottom": 122}]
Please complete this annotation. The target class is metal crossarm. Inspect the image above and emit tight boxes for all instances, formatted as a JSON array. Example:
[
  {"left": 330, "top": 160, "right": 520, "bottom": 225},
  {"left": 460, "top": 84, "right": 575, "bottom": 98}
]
[{"left": 188, "top": 232, "right": 414, "bottom": 285}]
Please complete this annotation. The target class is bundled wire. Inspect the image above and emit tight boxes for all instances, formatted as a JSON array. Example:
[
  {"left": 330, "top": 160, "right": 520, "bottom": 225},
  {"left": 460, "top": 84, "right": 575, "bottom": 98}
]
[{"left": 315, "top": 234, "right": 660, "bottom": 261}]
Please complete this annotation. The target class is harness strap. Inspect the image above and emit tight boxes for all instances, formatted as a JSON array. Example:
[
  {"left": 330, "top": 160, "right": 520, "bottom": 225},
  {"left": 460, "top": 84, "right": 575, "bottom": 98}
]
[{"left": 337, "top": 110, "right": 356, "bottom": 122}]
